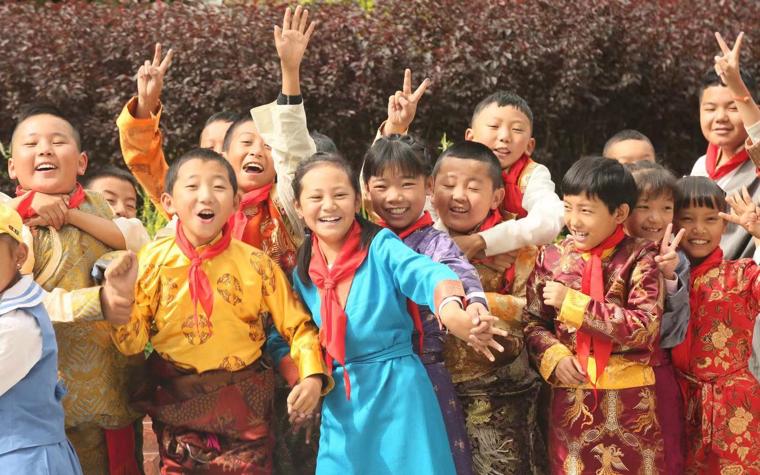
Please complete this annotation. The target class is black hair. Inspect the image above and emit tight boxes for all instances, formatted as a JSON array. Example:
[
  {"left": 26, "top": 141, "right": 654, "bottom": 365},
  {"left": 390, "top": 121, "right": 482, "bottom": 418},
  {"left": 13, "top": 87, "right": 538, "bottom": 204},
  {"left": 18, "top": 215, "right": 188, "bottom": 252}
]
[
  {"left": 83, "top": 165, "right": 141, "bottom": 197},
  {"left": 310, "top": 130, "right": 339, "bottom": 154},
  {"left": 432, "top": 141, "right": 503, "bottom": 190},
  {"left": 164, "top": 148, "right": 238, "bottom": 195},
  {"left": 674, "top": 176, "right": 727, "bottom": 214},
  {"left": 292, "top": 152, "right": 382, "bottom": 285},
  {"left": 12, "top": 103, "right": 82, "bottom": 151},
  {"left": 562, "top": 155, "right": 638, "bottom": 213},
  {"left": 699, "top": 69, "right": 757, "bottom": 100},
  {"left": 362, "top": 134, "right": 432, "bottom": 184},
  {"left": 204, "top": 110, "right": 238, "bottom": 128},
  {"left": 471, "top": 90, "right": 533, "bottom": 127},
  {"left": 221, "top": 113, "right": 254, "bottom": 153},
  {"left": 603, "top": 129, "right": 653, "bottom": 156},
  {"left": 624, "top": 161, "right": 677, "bottom": 201}
]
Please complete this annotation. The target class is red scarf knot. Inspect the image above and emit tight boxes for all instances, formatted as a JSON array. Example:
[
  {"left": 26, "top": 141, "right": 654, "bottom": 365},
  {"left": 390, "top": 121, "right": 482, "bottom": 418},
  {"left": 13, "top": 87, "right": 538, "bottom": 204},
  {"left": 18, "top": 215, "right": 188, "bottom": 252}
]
[
  {"left": 15, "top": 183, "right": 87, "bottom": 220},
  {"left": 501, "top": 154, "right": 532, "bottom": 218}
]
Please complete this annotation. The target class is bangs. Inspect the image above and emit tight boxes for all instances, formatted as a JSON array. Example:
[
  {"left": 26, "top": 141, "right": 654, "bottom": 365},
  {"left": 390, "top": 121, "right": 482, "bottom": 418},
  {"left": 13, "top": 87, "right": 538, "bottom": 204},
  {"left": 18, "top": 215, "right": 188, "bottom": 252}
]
[
  {"left": 675, "top": 176, "right": 727, "bottom": 213},
  {"left": 627, "top": 162, "right": 677, "bottom": 202},
  {"left": 362, "top": 135, "right": 431, "bottom": 183}
]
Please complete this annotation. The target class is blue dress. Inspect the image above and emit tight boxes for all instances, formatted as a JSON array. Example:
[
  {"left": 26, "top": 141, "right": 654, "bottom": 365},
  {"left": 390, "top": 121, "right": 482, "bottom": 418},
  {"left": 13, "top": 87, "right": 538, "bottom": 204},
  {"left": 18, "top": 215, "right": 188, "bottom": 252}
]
[{"left": 293, "top": 229, "right": 458, "bottom": 475}]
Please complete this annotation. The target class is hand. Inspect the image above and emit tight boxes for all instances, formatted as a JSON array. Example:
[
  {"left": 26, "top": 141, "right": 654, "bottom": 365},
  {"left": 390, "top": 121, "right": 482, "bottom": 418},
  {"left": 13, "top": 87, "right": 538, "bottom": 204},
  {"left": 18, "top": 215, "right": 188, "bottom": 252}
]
[
  {"left": 290, "top": 405, "right": 321, "bottom": 444},
  {"left": 654, "top": 223, "right": 685, "bottom": 281},
  {"left": 23, "top": 192, "right": 69, "bottom": 230},
  {"left": 136, "top": 43, "right": 174, "bottom": 119},
  {"left": 452, "top": 234, "right": 486, "bottom": 259},
  {"left": 101, "top": 251, "right": 138, "bottom": 325},
  {"left": 720, "top": 186, "right": 760, "bottom": 238},
  {"left": 714, "top": 32, "right": 745, "bottom": 93},
  {"left": 275, "top": 6, "right": 316, "bottom": 74},
  {"left": 465, "top": 301, "right": 489, "bottom": 321},
  {"left": 542, "top": 281, "right": 569, "bottom": 309},
  {"left": 287, "top": 375, "right": 323, "bottom": 420},
  {"left": 440, "top": 301, "right": 509, "bottom": 362},
  {"left": 384, "top": 69, "right": 430, "bottom": 135},
  {"left": 553, "top": 355, "right": 587, "bottom": 386}
]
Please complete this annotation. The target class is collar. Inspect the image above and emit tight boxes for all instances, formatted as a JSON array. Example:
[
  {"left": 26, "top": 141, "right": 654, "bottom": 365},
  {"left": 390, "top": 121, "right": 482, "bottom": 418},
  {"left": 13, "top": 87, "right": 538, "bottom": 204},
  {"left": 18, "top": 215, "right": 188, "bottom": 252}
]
[{"left": 0, "top": 275, "right": 44, "bottom": 315}]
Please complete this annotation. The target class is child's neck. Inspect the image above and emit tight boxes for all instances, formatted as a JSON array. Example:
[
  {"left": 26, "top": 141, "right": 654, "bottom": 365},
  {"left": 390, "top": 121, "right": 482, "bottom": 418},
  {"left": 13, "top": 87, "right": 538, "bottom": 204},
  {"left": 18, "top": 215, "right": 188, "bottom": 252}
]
[
  {"left": 0, "top": 272, "right": 23, "bottom": 296},
  {"left": 716, "top": 143, "right": 745, "bottom": 166}
]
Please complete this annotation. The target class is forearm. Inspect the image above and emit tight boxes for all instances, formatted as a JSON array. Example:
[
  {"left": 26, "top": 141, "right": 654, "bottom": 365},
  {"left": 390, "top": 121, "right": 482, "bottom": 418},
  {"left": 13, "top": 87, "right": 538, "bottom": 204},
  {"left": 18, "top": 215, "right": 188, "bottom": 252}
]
[
  {"left": 44, "top": 286, "right": 103, "bottom": 323},
  {"left": 68, "top": 209, "right": 126, "bottom": 250},
  {"left": 281, "top": 63, "right": 301, "bottom": 96}
]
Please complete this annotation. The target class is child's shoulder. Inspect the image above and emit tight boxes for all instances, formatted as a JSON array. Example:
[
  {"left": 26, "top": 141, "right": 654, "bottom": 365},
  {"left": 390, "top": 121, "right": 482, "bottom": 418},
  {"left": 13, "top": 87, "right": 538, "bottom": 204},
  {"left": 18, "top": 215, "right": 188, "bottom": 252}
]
[{"left": 0, "top": 276, "right": 45, "bottom": 316}]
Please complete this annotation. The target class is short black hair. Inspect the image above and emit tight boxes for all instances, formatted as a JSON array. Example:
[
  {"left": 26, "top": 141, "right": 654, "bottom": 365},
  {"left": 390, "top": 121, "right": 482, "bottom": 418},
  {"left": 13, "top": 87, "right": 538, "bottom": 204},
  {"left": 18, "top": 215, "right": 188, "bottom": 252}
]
[
  {"left": 625, "top": 161, "right": 677, "bottom": 200},
  {"left": 562, "top": 155, "right": 638, "bottom": 213},
  {"left": 310, "top": 130, "right": 339, "bottom": 154},
  {"left": 674, "top": 176, "right": 727, "bottom": 214},
  {"left": 699, "top": 69, "right": 757, "bottom": 101},
  {"left": 12, "top": 103, "right": 82, "bottom": 151},
  {"left": 204, "top": 110, "right": 238, "bottom": 128},
  {"left": 83, "top": 165, "right": 140, "bottom": 196},
  {"left": 362, "top": 135, "right": 432, "bottom": 184},
  {"left": 164, "top": 148, "right": 237, "bottom": 195},
  {"left": 471, "top": 91, "right": 533, "bottom": 127},
  {"left": 432, "top": 141, "right": 503, "bottom": 190},
  {"left": 221, "top": 114, "right": 254, "bottom": 153},
  {"left": 603, "top": 129, "right": 653, "bottom": 156}
]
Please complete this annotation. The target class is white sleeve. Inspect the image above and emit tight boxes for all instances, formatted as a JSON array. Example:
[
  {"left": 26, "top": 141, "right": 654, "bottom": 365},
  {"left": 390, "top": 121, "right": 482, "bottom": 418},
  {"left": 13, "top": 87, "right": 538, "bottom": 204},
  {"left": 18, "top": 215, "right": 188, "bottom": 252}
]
[
  {"left": 113, "top": 217, "right": 150, "bottom": 253},
  {"left": 479, "top": 164, "right": 564, "bottom": 256},
  {"left": 746, "top": 121, "right": 760, "bottom": 145},
  {"left": 0, "top": 310, "right": 43, "bottom": 397}
]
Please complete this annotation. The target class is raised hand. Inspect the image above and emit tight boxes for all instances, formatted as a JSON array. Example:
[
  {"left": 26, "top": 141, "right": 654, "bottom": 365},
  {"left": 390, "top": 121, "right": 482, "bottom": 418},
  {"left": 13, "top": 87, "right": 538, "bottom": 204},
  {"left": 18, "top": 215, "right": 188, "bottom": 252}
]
[
  {"left": 275, "top": 6, "right": 316, "bottom": 74},
  {"left": 714, "top": 32, "right": 744, "bottom": 92},
  {"left": 720, "top": 186, "right": 760, "bottom": 238},
  {"left": 384, "top": 69, "right": 431, "bottom": 135},
  {"left": 136, "top": 43, "right": 174, "bottom": 119},
  {"left": 654, "top": 223, "right": 685, "bottom": 281}
]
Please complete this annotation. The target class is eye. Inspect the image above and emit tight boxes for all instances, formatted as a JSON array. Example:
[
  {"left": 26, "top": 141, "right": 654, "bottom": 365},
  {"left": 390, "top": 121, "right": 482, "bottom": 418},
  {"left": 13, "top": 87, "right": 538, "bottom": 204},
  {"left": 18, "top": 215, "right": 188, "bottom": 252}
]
[
  {"left": 372, "top": 184, "right": 387, "bottom": 191},
  {"left": 402, "top": 181, "right": 416, "bottom": 188},
  {"left": 512, "top": 128, "right": 524, "bottom": 133},
  {"left": 636, "top": 205, "right": 649, "bottom": 210},
  {"left": 467, "top": 187, "right": 480, "bottom": 192},
  {"left": 214, "top": 185, "right": 227, "bottom": 191},
  {"left": 265, "top": 144, "right": 272, "bottom": 151},
  {"left": 240, "top": 140, "right": 253, "bottom": 146},
  {"left": 185, "top": 184, "right": 198, "bottom": 190}
]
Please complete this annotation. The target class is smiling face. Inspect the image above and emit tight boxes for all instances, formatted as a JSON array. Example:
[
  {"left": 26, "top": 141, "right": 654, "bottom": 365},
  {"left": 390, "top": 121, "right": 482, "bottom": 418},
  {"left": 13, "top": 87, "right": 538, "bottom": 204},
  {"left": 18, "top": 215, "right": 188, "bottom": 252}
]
[
  {"left": 295, "top": 163, "right": 360, "bottom": 250},
  {"left": 674, "top": 204, "right": 726, "bottom": 261},
  {"left": 87, "top": 176, "right": 138, "bottom": 219},
  {"left": 432, "top": 156, "right": 503, "bottom": 234},
  {"left": 700, "top": 85, "right": 748, "bottom": 155},
  {"left": 564, "top": 192, "right": 628, "bottom": 251},
  {"left": 9, "top": 114, "right": 87, "bottom": 194},
  {"left": 366, "top": 166, "right": 429, "bottom": 232},
  {"left": 199, "top": 119, "right": 233, "bottom": 154},
  {"left": 624, "top": 191, "right": 674, "bottom": 242},
  {"left": 224, "top": 120, "right": 275, "bottom": 193},
  {"left": 160, "top": 158, "right": 238, "bottom": 247},
  {"left": 465, "top": 104, "right": 535, "bottom": 169}
]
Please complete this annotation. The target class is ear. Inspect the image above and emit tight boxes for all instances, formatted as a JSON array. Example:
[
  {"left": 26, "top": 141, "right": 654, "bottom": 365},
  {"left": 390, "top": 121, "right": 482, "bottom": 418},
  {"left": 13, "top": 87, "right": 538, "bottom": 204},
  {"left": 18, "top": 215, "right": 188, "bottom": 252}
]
[
  {"left": 354, "top": 193, "right": 361, "bottom": 214},
  {"left": 232, "top": 191, "right": 241, "bottom": 210},
  {"left": 464, "top": 128, "right": 474, "bottom": 141},
  {"left": 525, "top": 137, "right": 536, "bottom": 156},
  {"left": 293, "top": 197, "right": 304, "bottom": 220},
  {"left": 77, "top": 152, "right": 88, "bottom": 176},
  {"left": 7, "top": 158, "right": 16, "bottom": 180},
  {"left": 424, "top": 176, "right": 433, "bottom": 196},
  {"left": 160, "top": 192, "right": 176, "bottom": 217},
  {"left": 491, "top": 187, "right": 505, "bottom": 210},
  {"left": 14, "top": 242, "right": 29, "bottom": 271},
  {"left": 614, "top": 203, "right": 630, "bottom": 223}
]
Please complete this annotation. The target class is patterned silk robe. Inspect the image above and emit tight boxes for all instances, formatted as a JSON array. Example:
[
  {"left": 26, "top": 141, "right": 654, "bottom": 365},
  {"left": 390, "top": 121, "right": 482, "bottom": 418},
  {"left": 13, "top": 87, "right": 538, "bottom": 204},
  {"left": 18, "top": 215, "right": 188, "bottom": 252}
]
[{"left": 524, "top": 236, "right": 665, "bottom": 475}]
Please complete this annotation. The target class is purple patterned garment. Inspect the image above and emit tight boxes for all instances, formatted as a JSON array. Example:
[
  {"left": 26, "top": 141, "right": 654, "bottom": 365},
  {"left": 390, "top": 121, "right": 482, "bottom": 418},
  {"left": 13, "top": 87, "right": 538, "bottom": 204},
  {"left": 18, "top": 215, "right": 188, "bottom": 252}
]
[{"left": 402, "top": 224, "right": 485, "bottom": 475}]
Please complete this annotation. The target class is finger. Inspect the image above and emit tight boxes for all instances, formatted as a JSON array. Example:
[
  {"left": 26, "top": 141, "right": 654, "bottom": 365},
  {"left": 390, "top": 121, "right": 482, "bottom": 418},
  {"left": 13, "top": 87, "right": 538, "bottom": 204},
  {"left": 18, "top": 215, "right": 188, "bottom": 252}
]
[
  {"left": 292, "top": 5, "right": 303, "bottom": 32},
  {"left": 282, "top": 6, "right": 291, "bottom": 31},
  {"left": 489, "top": 326, "right": 511, "bottom": 338},
  {"left": 487, "top": 338, "right": 504, "bottom": 353},
  {"left": 398, "top": 95, "right": 410, "bottom": 110},
  {"left": 719, "top": 211, "right": 743, "bottom": 225},
  {"left": 304, "top": 19, "right": 317, "bottom": 42},
  {"left": 411, "top": 78, "right": 430, "bottom": 102},
  {"left": 152, "top": 43, "right": 162, "bottom": 68},
  {"left": 304, "top": 422, "right": 313, "bottom": 443},
  {"left": 403, "top": 68, "right": 412, "bottom": 95},
  {"left": 571, "top": 357, "right": 586, "bottom": 376},
  {"left": 286, "top": 386, "right": 299, "bottom": 413},
  {"left": 660, "top": 222, "right": 673, "bottom": 253},
  {"left": 298, "top": 8, "right": 309, "bottom": 35},
  {"left": 159, "top": 48, "right": 173, "bottom": 74},
  {"left": 274, "top": 25, "right": 282, "bottom": 43},
  {"left": 734, "top": 31, "right": 744, "bottom": 56},
  {"left": 742, "top": 186, "right": 753, "bottom": 206},
  {"left": 715, "top": 32, "right": 731, "bottom": 56},
  {"left": 670, "top": 227, "right": 686, "bottom": 249}
]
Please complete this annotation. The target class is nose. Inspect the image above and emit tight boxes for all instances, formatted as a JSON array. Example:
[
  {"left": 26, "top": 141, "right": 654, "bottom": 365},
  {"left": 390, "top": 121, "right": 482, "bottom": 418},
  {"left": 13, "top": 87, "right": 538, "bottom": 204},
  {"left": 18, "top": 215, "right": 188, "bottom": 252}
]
[
  {"left": 250, "top": 136, "right": 268, "bottom": 158},
  {"left": 322, "top": 196, "right": 338, "bottom": 211},
  {"left": 715, "top": 106, "right": 729, "bottom": 122},
  {"left": 564, "top": 210, "right": 579, "bottom": 229},
  {"left": 198, "top": 183, "right": 214, "bottom": 203},
  {"left": 497, "top": 126, "right": 511, "bottom": 143},
  {"left": 112, "top": 202, "right": 127, "bottom": 218},
  {"left": 387, "top": 185, "right": 403, "bottom": 203},
  {"left": 452, "top": 184, "right": 467, "bottom": 202},
  {"left": 36, "top": 138, "right": 53, "bottom": 155}
]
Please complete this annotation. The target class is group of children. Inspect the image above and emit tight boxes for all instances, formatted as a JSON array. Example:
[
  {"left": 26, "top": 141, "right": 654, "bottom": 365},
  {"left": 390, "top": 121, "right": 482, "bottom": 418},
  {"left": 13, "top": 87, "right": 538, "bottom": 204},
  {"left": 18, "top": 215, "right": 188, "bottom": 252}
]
[{"left": 1, "top": 9, "right": 759, "bottom": 473}]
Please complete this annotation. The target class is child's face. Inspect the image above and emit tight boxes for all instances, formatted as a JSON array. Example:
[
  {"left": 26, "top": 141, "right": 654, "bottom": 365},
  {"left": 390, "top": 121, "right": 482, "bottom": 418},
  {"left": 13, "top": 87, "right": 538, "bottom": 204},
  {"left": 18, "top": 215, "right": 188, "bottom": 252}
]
[
  {"left": 160, "top": 159, "right": 239, "bottom": 247},
  {"left": 605, "top": 139, "right": 656, "bottom": 165},
  {"left": 432, "top": 156, "right": 504, "bottom": 234},
  {"left": 199, "top": 119, "right": 233, "bottom": 154},
  {"left": 295, "top": 164, "right": 360, "bottom": 248},
  {"left": 9, "top": 114, "right": 87, "bottom": 194},
  {"left": 624, "top": 191, "right": 674, "bottom": 242},
  {"left": 224, "top": 121, "right": 275, "bottom": 193},
  {"left": 674, "top": 204, "right": 726, "bottom": 260},
  {"left": 465, "top": 104, "right": 535, "bottom": 169},
  {"left": 700, "top": 85, "right": 748, "bottom": 152},
  {"left": 87, "top": 176, "right": 138, "bottom": 219},
  {"left": 366, "top": 168, "right": 429, "bottom": 231},
  {"left": 0, "top": 237, "right": 28, "bottom": 293},
  {"left": 564, "top": 193, "right": 628, "bottom": 251}
]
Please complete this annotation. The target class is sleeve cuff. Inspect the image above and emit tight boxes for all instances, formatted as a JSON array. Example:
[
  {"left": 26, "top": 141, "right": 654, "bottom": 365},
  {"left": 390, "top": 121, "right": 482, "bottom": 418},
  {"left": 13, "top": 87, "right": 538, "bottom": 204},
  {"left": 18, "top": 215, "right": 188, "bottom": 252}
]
[
  {"left": 297, "top": 351, "right": 334, "bottom": 396},
  {"left": 117, "top": 96, "right": 163, "bottom": 130},
  {"left": 277, "top": 92, "right": 303, "bottom": 105},
  {"left": 539, "top": 343, "right": 574, "bottom": 381},
  {"left": 69, "top": 286, "right": 105, "bottom": 322},
  {"left": 557, "top": 288, "right": 590, "bottom": 330}
]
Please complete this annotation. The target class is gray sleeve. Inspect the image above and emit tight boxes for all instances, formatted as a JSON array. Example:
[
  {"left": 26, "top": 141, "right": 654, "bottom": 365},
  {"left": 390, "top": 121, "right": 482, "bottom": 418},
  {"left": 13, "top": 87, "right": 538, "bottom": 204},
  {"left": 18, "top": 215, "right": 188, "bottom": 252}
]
[{"left": 659, "top": 255, "right": 691, "bottom": 349}]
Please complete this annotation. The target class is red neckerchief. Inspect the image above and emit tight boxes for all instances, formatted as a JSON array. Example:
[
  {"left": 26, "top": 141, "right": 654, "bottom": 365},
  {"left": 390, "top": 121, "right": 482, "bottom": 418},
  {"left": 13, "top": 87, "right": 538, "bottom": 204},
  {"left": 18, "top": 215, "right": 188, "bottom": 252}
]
[
  {"left": 229, "top": 184, "right": 274, "bottom": 240},
  {"left": 671, "top": 247, "right": 723, "bottom": 375},
  {"left": 705, "top": 143, "right": 749, "bottom": 181},
  {"left": 15, "top": 183, "right": 87, "bottom": 220},
  {"left": 175, "top": 222, "right": 232, "bottom": 334},
  {"left": 308, "top": 220, "right": 369, "bottom": 399},
  {"left": 379, "top": 211, "right": 434, "bottom": 353},
  {"left": 575, "top": 225, "right": 626, "bottom": 407},
  {"left": 501, "top": 154, "right": 531, "bottom": 218}
]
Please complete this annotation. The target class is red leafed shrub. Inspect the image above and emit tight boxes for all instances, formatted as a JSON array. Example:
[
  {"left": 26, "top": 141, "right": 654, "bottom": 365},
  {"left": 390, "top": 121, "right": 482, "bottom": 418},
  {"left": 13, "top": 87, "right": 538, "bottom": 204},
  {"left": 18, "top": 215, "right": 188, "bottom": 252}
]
[{"left": 1, "top": 0, "right": 759, "bottom": 198}]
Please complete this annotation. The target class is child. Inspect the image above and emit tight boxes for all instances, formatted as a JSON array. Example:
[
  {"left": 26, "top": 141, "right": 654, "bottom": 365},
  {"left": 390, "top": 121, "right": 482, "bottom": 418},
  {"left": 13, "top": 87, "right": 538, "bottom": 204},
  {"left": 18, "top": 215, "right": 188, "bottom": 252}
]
[
  {"left": 200, "top": 110, "right": 238, "bottom": 153},
  {"left": 603, "top": 129, "right": 656, "bottom": 164},
  {"left": 524, "top": 156, "right": 665, "bottom": 474},
  {"left": 84, "top": 166, "right": 150, "bottom": 252},
  {"left": 690, "top": 32, "right": 760, "bottom": 261},
  {"left": 108, "top": 148, "right": 329, "bottom": 473},
  {"left": 6, "top": 104, "right": 145, "bottom": 474},
  {"left": 0, "top": 204, "right": 82, "bottom": 475},
  {"left": 290, "top": 152, "right": 504, "bottom": 475},
  {"left": 624, "top": 160, "right": 689, "bottom": 474},
  {"left": 671, "top": 176, "right": 760, "bottom": 473},
  {"left": 431, "top": 141, "right": 547, "bottom": 474},
  {"left": 363, "top": 135, "right": 515, "bottom": 475}
]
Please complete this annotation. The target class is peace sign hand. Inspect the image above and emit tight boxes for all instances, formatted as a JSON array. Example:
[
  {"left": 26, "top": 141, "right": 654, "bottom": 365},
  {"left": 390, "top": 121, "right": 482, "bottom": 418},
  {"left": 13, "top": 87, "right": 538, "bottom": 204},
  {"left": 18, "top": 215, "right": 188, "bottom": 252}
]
[
  {"left": 136, "top": 43, "right": 174, "bottom": 119},
  {"left": 384, "top": 69, "right": 430, "bottom": 136},
  {"left": 714, "top": 32, "right": 744, "bottom": 92},
  {"left": 720, "top": 187, "right": 760, "bottom": 239},
  {"left": 654, "top": 223, "right": 685, "bottom": 280}
]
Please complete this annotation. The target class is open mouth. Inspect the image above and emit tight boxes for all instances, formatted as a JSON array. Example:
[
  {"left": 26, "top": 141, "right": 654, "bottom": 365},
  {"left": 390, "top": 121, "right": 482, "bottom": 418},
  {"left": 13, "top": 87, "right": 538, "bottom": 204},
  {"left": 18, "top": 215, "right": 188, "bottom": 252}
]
[
  {"left": 688, "top": 238, "right": 710, "bottom": 246},
  {"left": 572, "top": 230, "right": 589, "bottom": 241},
  {"left": 449, "top": 205, "right": 468, "bottom": 215},
  {"left": 35, "top": 163, "right": 57, "bottom": 172},
  {"left": 197, "top": 209, "right": 216, "bottom": 222},
  {"left": 318, "top": 216, "right": 341, "bottom": 224},
  {"left": 243, "top": 162, "right": 264, "bottom": 174},
  {"left": 385, "top": 207, "right": 409, "bottom": 217},
  {"left": 641, "top": 226, "right": 662, "bottom": 235}
]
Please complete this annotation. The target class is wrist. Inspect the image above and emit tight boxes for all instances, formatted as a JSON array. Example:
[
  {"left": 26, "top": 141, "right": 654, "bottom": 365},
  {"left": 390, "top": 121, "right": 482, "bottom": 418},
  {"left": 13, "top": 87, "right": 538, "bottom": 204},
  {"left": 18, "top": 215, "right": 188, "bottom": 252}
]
[
  {"left": 383, "top": 121, "right": 408, "bottom": 136},
  {"left": 135, "top": 98, "right": 158, "bottom": 119}
]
